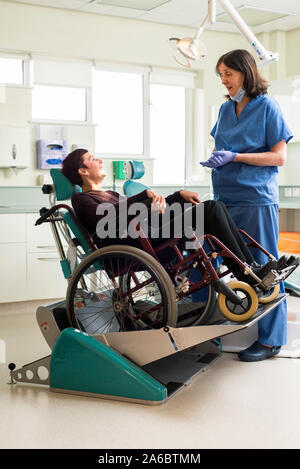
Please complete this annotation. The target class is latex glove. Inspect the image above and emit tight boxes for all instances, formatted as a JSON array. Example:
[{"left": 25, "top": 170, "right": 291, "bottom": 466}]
[{"left": 200, "top": 150, "right": 237, "bottom": 168}]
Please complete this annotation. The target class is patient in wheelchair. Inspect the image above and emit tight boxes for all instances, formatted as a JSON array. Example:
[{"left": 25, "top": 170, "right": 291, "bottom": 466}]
[{"left": 61, "top": 149, "right": 292, "bottom": 287}]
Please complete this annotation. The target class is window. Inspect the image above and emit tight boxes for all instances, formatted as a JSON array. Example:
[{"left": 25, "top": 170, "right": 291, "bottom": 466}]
[
  {"left": 91, "top": 65, "right": 195, "bottom": 184},
  {"left": 32, "top": 84, "right": 86, "bottom": 121},
  {"left": 93, "top": 69, "right": 144, "bottom": 155},
  {"left": 31, "top": 57, "right": 92, "bottom": 122},
  {"left": 0, "top": 57, "right": 24, "bottom": 85},
  {"left": 150, "top": 84, "right": 186, "bottom": 185}
]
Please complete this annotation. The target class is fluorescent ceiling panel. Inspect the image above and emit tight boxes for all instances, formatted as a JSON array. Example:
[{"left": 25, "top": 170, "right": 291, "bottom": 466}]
[
  {"left": 216, "top": 6, "right": 290, "bottom": 26},
  {"left": 95, "top": 0, "right": 171, "bottom": 11}
]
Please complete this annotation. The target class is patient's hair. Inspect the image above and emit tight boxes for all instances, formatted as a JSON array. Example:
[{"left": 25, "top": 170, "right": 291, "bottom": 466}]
[
  {"left": 62, "top": 148, "right": 88, "bottom": 186},
  {"left": 216, "top": 49, "right": 269, "bottom": 100}
]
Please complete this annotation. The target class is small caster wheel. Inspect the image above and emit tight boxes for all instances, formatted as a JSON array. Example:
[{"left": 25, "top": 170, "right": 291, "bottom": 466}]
[
  {"left": 7, "top": 363, "right": 16, "bottom": 385},
  {"left": 217, "top": 281, "right": 258, "bottom": 322},
  {"left": 258, "top": 284, "right": 280, "bottom": 304}
]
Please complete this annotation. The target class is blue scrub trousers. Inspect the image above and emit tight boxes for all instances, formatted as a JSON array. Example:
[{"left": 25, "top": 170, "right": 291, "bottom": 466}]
[{"left": 227, "top": 204, "right": 287, "bottom": 346}]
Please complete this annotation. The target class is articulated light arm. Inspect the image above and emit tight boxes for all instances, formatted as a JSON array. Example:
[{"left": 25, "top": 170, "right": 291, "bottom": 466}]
[
  {"left": 170, "top": 0, "right": 279, "bottom": 68},
  {"left": 218, "top": 0, "right": 278, "bottom": 66}
]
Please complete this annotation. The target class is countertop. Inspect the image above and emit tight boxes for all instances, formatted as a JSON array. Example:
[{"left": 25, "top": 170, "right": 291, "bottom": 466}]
[
  {"left": 1, "top": 202, "right": 300, "bottom": 214},
  {"left": 0, "top": 185, "right": 300, "bottom": 213}
]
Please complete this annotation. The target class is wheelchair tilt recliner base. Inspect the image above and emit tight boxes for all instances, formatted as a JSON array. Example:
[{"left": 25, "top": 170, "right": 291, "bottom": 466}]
[{"left": 9, "top": 294, "right": 287, "bottom": 405}]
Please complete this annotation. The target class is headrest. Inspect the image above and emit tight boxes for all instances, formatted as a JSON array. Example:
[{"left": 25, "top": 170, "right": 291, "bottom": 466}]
[
  {"left": 50, "top": 168, "right": 82, "bottom": 201},
  {"left": 123, "top": 179, "right": 150, "bottom": 197},
  {"left": 124, "top": 160, "right": 145, "bottom": 181}
]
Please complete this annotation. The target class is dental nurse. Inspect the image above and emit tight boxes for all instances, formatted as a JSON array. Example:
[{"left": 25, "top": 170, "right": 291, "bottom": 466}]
[{"left": 201, "top": 49, "right": 293, "bottom": 362}]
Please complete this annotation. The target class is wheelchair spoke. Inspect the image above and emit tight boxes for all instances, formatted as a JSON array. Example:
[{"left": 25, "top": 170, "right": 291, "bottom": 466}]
[
  {"left": 67, "top": 248, "right": 172, "bottom": 333},
  {"left": 225, "top": 289, "right": 252, "bottom": 316}
]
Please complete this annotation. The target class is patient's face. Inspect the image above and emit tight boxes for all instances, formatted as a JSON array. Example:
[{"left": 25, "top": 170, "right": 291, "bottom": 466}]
[{"left": 81, "top": 152, "right": 106, "bottom": 180}]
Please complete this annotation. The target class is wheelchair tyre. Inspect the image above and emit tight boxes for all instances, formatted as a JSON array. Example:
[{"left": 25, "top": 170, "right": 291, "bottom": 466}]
[
  {"left": 175, "top": 284, "right": 217, "bottom": 327},
  {"left": 66, "top": 245, "right": 178, "bottom": 334},
  {"left": 217, "top": 281, "right": 258, "bottom": 322},
  {"left": 258, "top": 284, "right": 280, "bottom": 304}
]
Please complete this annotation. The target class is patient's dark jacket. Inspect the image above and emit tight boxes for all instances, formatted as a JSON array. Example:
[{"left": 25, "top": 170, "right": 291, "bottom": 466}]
[
  {"left": 71, "top": 189, "right": 256, "bottom": 277},
  {"left": 71, "top": 189, "right": 182, "bottom": 248}
]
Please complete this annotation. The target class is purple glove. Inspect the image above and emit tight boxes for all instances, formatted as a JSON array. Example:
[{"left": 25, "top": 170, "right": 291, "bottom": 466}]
[{"left": 200, "top": 150, "right": 237, "bottom": 168}]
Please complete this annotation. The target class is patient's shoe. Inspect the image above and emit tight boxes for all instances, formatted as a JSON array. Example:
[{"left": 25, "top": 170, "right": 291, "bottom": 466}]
[
  {"left": 276, "top": 255, "right": 289, "bottom": 271},
  {"left": 251, "top": 259, "right": 278, "bottom": 280},
  {"left": 238, "top": 341, "right": 281, "bottom": 362},
  {"left": 286, "top": 255, "right": 300, "bottom": 267}
]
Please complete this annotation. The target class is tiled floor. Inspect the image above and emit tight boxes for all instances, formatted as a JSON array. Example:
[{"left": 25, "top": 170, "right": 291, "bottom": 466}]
[{"left": 0, "top": 295, "right": 300, "bottom": 449}]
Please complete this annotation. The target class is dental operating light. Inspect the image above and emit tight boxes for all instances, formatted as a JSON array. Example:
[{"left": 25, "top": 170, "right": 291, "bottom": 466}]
[{"left": 169, "top": 0, "right": 279, "bottom": 68}]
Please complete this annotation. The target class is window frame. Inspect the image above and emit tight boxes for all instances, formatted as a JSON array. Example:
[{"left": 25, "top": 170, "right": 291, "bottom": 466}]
[
  {"left": 93, "top": 64, "right": 150, "bottom": 159},
  {"left": 27, "top": 56, "right": 197, "bottom": 185},
  {"left": 30, "top": 57, "right": 93, "bottom": 125},
  {"left": 31, "top": 83, "right": 90, "bottom": 125},
  {"left": 0, "top": 52, "right": 30, "bottom": 87},
  {"left": 148, "top": 70, "right": 195, "bottom": 185},
  {"left": 93, "top": 64, "right": 195, "bottom": 186}
]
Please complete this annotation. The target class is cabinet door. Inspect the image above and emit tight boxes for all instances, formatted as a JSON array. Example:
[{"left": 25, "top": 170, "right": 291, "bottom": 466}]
[
  {"left": 26, "top": 213, "right": 57, "bottom": 252},
  {"left": 0, "top": 214, "right": 26, "bottom": 243},
  {"left": 26, "top": 213, "right": 68, "bottom": 252},
  {"left": 0, "top": 244, "right": 27, "bottom": 302},
  {"left": 27, "top": 252, "right": 67, "bottom": 300}
]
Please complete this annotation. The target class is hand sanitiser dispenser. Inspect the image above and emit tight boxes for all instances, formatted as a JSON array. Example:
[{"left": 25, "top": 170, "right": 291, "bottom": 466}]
[{"left": 37, "top": 140, "right": 68, "bottom": 169}]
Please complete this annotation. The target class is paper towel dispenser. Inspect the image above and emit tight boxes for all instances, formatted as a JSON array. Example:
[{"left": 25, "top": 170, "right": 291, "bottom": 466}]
[{"left": 37, "top": 139, "right": 68, "bottom": 169}]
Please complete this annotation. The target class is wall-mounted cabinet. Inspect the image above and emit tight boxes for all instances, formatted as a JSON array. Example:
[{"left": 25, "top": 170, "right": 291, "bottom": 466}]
[{"left": 0, "top": 126, "right": 30, "bottom": 168}]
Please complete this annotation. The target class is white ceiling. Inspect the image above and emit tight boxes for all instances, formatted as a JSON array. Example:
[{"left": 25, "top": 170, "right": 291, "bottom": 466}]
[{"left": 6, "top": 0, "right": 300, "bottom": 33}]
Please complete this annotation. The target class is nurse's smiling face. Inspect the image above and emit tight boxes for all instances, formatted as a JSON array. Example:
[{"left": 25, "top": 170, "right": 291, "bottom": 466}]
[{"left": 218, "top": 62, "right": 244, "bottom": 97}]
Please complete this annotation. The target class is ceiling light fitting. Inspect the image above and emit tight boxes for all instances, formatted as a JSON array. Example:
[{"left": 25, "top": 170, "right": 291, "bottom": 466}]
[{"left": 169, "top": 0, "right": 279, "bottom": 68}]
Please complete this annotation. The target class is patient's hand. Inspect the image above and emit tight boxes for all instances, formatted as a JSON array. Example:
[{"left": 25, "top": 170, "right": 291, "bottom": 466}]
[
  {"left": 180, "top": 190, "right": 201, "bottom": 204},
  {"left": 147, "top": 190, "right": 166, "bottom": 213}
]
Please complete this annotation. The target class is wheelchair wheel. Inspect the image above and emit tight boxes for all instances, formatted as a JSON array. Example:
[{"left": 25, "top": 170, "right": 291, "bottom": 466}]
[
  {"left": 258, "top": 284, "right": 280, "bottom": 304},
  {"left": 66, "top": 245, "right": 178, "bottom": 334},
  {"left": 217, "top": 281, "right": 258, "bottom": 322},
  {"left": 175, "top": 284, "right": 217, "bottom": 327}
]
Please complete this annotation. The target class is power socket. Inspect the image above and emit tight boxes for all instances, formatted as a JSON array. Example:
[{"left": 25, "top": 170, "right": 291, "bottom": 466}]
[{"left": 285, "top": 187, "right": 292, "bottom": 197}]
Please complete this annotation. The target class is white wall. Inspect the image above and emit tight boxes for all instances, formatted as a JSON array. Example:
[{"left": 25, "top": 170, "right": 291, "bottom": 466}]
[
  {"left": 0, "top": 0, "right": 299, "bottom": 187},
  {"left": 0, "top": 0, "right": 244, "bottom": 186}
]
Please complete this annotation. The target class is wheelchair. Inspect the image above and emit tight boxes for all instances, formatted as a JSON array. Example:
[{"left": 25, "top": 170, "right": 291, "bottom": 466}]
[{"left": 36, "top": 164, "right": 299, "bottom": 336}]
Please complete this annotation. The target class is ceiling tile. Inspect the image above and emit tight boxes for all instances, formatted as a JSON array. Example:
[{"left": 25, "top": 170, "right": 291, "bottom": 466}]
[
  {"left": 217, "top": 6, "right": 290, "bottom": 27},
  {"left": 79, "top": 3, "right": 142, "bottom": 17},
  {"left": 245, "top": 0, "right": 300, "bottom": 14},
  {"left": 139, "top": 12, "right": 199, "bottom": 26},
  {"left": 5, "top": 0, "right": 300, "bottom": 32},
  {"left": 95, "top": 0, "right": 171, "bottom": 10},
  {"left": 9, "top": 0, "right": 88, "bottom": 9}
]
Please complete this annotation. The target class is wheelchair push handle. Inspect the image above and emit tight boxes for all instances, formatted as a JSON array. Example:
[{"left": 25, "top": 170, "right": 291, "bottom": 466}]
[
  {"left": 42, "top": 184, "right": 54, "bottom": 195},
  {"left": 35, "top": 206, "right": 59, "bottom": 225}
]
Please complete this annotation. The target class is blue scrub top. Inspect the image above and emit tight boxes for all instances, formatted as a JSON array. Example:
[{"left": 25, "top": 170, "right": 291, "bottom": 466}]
[{"left": 210, "top": 94, "right": 293, "bottom": 206}]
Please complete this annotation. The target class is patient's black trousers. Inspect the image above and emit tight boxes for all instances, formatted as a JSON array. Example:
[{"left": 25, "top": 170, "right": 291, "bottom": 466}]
[{"left": 96, "top": 199, "right": 256, "bottom": 281}]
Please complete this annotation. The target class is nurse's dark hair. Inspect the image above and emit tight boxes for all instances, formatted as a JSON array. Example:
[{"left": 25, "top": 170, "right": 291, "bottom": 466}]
[
  {"left": 216, "top": 49, "right": 269, "bottom": 99},
  {"left": 61, "top": 148, "right": 88, "bottom": 187}
]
